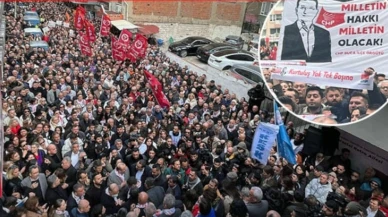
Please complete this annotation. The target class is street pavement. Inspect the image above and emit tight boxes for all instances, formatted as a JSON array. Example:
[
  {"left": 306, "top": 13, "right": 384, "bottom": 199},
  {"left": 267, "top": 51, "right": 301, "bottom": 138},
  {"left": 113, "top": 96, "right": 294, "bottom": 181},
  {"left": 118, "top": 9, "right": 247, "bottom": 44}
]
[{"left": 164, "top": 51, "right": 251, "bottom": 99}]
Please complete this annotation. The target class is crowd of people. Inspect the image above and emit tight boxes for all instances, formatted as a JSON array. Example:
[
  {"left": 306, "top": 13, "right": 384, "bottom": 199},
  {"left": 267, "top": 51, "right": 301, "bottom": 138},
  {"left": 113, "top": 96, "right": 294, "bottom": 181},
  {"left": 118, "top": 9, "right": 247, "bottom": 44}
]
[
  {"left": 1, "top": 2, "right": 388, "bottom": 217},
  {"left": 260, "top": 43, "right": 387, "bottom": 125}
]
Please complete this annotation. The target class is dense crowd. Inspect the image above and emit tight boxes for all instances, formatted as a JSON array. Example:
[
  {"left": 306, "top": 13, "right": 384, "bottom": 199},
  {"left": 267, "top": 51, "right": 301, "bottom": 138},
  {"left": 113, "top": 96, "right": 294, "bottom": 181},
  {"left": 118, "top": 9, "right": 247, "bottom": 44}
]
[
  {"left": 260, "top": 43, "right": 387, "bottom": 125},
  {"left": 1, "top": 2, "right": 388, "bottom": 217}
]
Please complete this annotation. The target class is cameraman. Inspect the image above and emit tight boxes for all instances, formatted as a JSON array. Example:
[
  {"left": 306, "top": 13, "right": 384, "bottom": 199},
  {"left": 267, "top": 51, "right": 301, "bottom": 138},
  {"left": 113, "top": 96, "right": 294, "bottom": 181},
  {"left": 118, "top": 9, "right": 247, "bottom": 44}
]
[{"left": 248, "top": 82, "right": 266, "bottom": 112}]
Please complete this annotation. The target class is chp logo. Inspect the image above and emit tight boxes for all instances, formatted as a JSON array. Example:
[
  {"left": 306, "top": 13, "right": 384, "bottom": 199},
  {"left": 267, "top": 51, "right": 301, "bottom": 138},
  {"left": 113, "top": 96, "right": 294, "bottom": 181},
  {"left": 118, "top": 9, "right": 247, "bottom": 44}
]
[
  {"left": 316, "top": 7, "right": 345, "bottom": 29},
  {"left": 134, "top": 39, "right": 143, "bottom": 49},
  {"left": 359, "top": 72, "right": 371, "bottom": 85},
  {"left": 120, "top": 33, "right": 129, "bottom": 42}
]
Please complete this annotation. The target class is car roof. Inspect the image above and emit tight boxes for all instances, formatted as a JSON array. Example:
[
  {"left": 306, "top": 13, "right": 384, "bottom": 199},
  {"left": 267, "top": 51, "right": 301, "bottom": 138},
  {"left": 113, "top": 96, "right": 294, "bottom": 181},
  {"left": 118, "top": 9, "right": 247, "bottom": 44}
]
[
  {"left": 186, "top": 36, "right": 210, "bottom": 40},
  {"left": 201, "top": 43, "right": 233, "bottom": 49},
  {"left": 212, "top": 49, "right": 252, "bottom": 57}
]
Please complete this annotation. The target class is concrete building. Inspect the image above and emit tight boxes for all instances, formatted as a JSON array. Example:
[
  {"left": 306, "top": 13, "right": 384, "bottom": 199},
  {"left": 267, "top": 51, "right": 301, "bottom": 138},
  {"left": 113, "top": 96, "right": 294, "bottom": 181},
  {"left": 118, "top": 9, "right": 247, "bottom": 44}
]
[
  {"left": 260, "top": 1, "right": 283, "bottom": 45},
  {"left": 118, "top": 1, "right": 247, "bottom": 42}
]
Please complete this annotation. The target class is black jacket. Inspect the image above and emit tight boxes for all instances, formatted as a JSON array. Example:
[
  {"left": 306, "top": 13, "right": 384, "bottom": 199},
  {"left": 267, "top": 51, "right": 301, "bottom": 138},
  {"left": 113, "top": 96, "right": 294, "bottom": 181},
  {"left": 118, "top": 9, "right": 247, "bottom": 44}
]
[{"left": 45, "top": 186, "right": 69, "bottom": 206}]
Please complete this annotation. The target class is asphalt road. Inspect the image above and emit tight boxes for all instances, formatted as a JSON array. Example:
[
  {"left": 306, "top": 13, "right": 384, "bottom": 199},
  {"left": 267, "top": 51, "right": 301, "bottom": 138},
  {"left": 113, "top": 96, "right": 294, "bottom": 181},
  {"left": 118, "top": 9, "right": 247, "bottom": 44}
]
[{"left": 164, "top": 51, "right": 251, "bottom": 99}]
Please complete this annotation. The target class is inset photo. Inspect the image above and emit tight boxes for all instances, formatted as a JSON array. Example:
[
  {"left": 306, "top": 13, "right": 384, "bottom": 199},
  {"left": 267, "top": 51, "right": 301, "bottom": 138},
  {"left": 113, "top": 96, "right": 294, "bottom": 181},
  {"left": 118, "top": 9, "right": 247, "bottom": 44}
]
[{"left": 259, "top": 0, "right": 388, "bottom": 125}]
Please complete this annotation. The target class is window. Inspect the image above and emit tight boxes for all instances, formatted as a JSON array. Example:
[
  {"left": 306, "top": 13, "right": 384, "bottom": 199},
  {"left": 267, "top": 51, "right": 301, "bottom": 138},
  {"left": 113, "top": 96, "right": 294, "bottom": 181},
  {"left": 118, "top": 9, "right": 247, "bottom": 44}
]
[
  {"left": 193, "top": 40, "right": 207, "bottom": 46},
  {"left": 250, "top": 73, "right": 262, "bottom": 83},
  {"left": 241, "top": 54, "right": 255, "bottom": 61},
  {"left": 226, "top": 55, "right": 243, "bottom": 60},
  {"left": 270, "top": 14, "right": 282, "bottom": 21},
  {"left": 235, "top": 68, "right": 251, "bottom": 78},
  {"left": 270, "top": 28, "right": 280, "bottom": 35},
  {"left": 261, "top": 2, "right": 276, "bottom": 16}
]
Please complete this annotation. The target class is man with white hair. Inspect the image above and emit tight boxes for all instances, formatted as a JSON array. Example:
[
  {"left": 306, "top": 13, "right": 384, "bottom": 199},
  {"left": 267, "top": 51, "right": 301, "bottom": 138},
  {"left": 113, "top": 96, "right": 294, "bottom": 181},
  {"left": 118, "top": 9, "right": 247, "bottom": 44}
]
[
  {"left": 159, "top": 194, "right": 182, "bottom": 217},
  {"left": 378, "top": 80, "right": 388, "bottom": 98},
  {"left": 246, "top": 187, "right": 268, "bottom": 217}
]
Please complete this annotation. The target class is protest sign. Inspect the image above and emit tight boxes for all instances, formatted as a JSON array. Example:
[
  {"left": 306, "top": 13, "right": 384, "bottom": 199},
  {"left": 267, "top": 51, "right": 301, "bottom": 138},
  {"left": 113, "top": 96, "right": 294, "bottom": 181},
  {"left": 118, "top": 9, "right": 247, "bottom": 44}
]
[
  {"left": 270, "top": 65, "right": 374, "bottom": 90},
  {"left": 48, "top": 21, "right": 56, "bottom": 28},
  {"left": 42, "top": 27, "right": 50, "bottom": 34},
  {"left": 56, "top": 21, "right": 63, "bottom": 26},
  {"left": 276, "top": 0, "right": 388, "bottom": 76},
  {"left": 251, "top": 123, "right": 279, "bottom": 165},
  {"left": 63, "top": 22, "right": 70, "bottom": 28}
]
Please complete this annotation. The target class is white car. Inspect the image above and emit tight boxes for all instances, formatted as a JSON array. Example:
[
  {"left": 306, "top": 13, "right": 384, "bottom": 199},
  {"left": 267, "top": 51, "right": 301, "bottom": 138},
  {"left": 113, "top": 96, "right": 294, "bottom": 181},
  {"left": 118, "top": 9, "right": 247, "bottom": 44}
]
[{"left": 208, "top": 49, "right": 257, "bottom": 70}]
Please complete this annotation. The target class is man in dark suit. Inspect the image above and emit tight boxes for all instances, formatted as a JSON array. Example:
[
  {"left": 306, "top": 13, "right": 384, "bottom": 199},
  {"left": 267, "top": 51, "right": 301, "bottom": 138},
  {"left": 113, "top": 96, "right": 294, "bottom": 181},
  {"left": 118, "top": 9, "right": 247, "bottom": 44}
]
[
  {"left": 130, "top": 159, "right": 152, "bottom": 188},
  {"left": 281, "top": 0, "right": 332, "bottom": 63}
]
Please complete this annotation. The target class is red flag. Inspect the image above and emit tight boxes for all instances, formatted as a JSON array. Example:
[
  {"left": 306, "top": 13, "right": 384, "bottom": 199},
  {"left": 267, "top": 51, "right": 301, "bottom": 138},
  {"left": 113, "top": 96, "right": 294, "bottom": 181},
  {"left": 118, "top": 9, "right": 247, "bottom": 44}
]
[
  {"left": 111, "top": 36, "right": 126, "bottom": 61},
  {"left": 74, "top": 6, "right": 86, "bottom": 30},
  {"left": 154, "top": 89, "right": 170, "bottom": 110},
  {"left": 144, "top": 70, "right": 162, "bottom": 91},
  {"left": 79, "top": 32, "right": 92, "bottom": 57},
  {"left": 127, "top": 34, "right": 148, "bottom": 61},
  {"left": 144, "top": 70, "right": 170, "bottom": 109},
  {"left": 84, "top": 20, "right": 96, "bottom": 43},
  {"left": 118, "top": 29, "right": 132, "bottom": 50},
  {"left": 100, "top": 14, "right": 111, "bottom": 37}
]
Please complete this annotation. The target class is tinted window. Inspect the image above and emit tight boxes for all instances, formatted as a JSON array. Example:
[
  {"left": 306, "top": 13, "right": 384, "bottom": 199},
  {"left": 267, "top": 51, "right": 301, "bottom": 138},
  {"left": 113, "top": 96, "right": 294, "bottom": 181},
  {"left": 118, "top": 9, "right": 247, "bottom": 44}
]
[
  {"left": 226, "top": 54, "right": 245, "bottom": 60},
  {"left": 240, "top": 54, "right": 255, "bottom": 61},
  {"left": 250, "top": 73, "right": 262, "bottom": 83},
  {"left": 235, "top": 68, "right": 251, "bottom": 78}
]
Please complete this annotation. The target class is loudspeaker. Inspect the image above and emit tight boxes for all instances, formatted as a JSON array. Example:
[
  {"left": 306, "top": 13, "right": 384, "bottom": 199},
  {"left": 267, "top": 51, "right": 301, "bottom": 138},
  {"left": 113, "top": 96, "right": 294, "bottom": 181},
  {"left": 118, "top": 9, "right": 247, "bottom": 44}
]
[
  {"left": 302, "top": 126, "right": 323, "bottom": 156},
  {"left": 321, "top": 127, "right": 340, "bottom": 156}
]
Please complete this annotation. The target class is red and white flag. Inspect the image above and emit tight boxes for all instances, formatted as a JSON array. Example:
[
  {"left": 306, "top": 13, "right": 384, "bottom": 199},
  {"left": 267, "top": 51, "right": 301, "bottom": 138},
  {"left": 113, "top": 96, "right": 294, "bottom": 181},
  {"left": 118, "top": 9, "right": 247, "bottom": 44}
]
[
  {"left": 84, "top": 20, "right": 96, "bottom": 43},
  {"left": 111, "top": 36, "right": 126, "bottom": 61},
  {"left": 144, "top": 70, "right": 170, "bottom": 109},
  {"left": 127, "top": 34, "right": 148, "bottom": 62},
  {"left": 74, "top": 6, "right": 86, "bottom": 31},
  {"left": 118, "top": 29, "right": 132, "bottom": 50},
  {"left": 100, "top": 14, "right": 111, "bottom": 37},
  {"left": 79, "top": 32, "right": 92, "bottom": 57}
]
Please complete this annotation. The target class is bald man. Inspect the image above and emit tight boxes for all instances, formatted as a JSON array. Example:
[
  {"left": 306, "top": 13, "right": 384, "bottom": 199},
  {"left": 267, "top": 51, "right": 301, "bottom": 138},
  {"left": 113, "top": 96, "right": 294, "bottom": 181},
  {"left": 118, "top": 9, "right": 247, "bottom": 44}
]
[
  {"left": 266, "top": 210, "right": 281, "bottom": 217},
  {"left": 42, "top": 144, "right": 62, "bottom": 173},
  {"left": 70, "top": 199, "right": 90, "bottom": 217},
  {"left": 101, "top": 183, "right": 124, "bottom": 215},
  {"left": 135, "top": 192, "right": 149, "bottom": 217}
]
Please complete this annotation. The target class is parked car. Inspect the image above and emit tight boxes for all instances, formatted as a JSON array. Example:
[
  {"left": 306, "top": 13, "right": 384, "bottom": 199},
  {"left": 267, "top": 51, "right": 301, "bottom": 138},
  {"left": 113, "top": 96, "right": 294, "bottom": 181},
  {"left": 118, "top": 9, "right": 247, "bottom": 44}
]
[
  {"left": 208, "top": 49, "right": 256, "bottom": 71},
  {"left": 196, "top": 43, "right": 237, "bottom": 62},
  {"left": 168, "top": 36, "right": 213, "bottom": 57},
  {"left": 224, "top": 35, "right": 244, "bottom": 49},
  {"left": 24, "top": 11, "right": 39, "bottom": 17},
  {"left": 227, "top": 64, "right": 262, "bottom": 85}
]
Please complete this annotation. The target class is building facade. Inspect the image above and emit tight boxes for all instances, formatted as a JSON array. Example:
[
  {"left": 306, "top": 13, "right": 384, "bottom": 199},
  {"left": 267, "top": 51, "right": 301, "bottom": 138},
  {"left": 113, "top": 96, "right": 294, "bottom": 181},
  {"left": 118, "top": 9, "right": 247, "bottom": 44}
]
[
  {"left": 260, "top": 1, "right": 283, "bottom": 45},
  {"left": 121, "top": 1, "right": 247, "bottom": 42}
]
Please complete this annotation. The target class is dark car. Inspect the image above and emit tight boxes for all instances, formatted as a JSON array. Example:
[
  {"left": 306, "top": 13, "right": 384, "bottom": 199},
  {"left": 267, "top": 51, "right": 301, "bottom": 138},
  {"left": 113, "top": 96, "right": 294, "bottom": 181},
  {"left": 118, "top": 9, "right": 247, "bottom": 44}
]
[
  {"left": 224, "top": 35, "right": 245, "bottom": 49},
  {"left": 168, "top": 36, "right": 213, "bottom": 57},
  {"left": 228, "top": 64, "right": 263, "bottom": 85},
  {"left": 196, "top": 43, "right": 237, "bottom": 62}
]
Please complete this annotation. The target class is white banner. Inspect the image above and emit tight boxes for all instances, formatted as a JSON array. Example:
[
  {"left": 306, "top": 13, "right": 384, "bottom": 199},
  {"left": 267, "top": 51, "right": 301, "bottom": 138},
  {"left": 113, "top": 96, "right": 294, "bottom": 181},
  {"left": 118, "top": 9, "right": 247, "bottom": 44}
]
[
  {"left": 42, "top": 27, "right": 50, "bottom": 34},
  {"left": 270, "top": 65, "right": 374, "bottom": 90},
  {"left": 56, "top": 21, "right": 63, "bottom": 26},
  {"left": 260, "top": 60, "right": 306, "bottom": 68},
  {"left": 63, "top": 22, "right": 70, "bottom": 28},
  {"left": 337, "top": 129, "right": 388, "bottom": 175},
  {"left": 251, "top": 123, "right": 279, "bottom": 165},
  {"left": 276, "top": 0, "right": 388, "bottom": 75},
  {"left": 48, "top": 21, "right": 56, "bottom": 28},
  {"left": 69, "top": 30, "right": 75, "bottom": 37}
]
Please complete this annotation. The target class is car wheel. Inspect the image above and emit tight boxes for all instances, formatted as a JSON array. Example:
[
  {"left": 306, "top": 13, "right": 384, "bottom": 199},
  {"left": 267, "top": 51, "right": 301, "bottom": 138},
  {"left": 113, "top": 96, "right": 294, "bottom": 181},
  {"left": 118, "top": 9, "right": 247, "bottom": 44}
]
[
  {"left": 180, "top": 50, "right": 188, "bottom": 57},
  {"left": 223, "top": 66, "right": 231, "bottom": 70}
]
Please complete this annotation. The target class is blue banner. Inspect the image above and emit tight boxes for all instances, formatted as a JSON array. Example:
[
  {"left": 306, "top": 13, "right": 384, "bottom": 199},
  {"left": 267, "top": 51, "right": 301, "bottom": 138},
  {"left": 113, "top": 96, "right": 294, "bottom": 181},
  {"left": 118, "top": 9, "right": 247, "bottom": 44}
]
[
  {"left": 274, "top": 102, "right": 297, "bottom": 164},
  {"left": 251, "top": 123, "right": 279, "bottom": 165}
]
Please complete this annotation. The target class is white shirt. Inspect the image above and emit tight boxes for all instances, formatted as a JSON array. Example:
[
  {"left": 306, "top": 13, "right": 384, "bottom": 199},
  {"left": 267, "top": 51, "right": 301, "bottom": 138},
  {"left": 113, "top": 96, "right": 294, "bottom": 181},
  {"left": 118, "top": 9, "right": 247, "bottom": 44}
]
[
  {"left": 71, "top": 152, "right": 79, "bottom": 167},
  {"left": 136, "top": 169, "right": 144, "bottom": 181},
  {"left": 367, "top": 207, "right": 377, "bottom": 217},
  {"left": 297, "top": 20, "right": 315, "bottom": 57}
]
